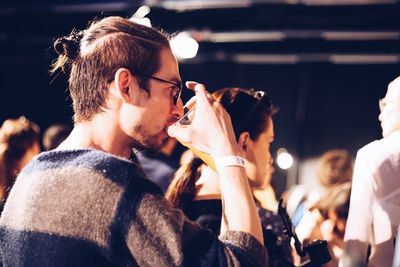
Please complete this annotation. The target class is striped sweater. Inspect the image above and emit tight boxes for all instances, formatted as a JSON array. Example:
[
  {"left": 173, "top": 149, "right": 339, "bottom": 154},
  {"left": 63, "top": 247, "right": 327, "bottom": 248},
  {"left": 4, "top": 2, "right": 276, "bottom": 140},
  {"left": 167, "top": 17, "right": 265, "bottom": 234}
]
[{"left": 0, "top": 149, "right": 267, "bottom": 267}]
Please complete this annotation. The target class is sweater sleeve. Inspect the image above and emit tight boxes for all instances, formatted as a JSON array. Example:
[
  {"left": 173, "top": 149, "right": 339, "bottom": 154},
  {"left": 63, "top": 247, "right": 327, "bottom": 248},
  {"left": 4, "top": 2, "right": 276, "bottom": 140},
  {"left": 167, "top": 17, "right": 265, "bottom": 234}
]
[{"left": 126, "top": 193, "right": 268, "bottom": 267}]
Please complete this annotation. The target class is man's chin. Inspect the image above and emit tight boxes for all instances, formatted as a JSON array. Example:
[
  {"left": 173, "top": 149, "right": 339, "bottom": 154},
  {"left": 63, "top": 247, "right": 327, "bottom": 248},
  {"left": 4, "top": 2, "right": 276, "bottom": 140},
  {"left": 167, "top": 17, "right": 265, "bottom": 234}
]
[
  {"left": 159, "top": 126, "right": 171, "bottom": 144},
  {"left": 140, "top": 134, "right": 169, "bottom": 155}
]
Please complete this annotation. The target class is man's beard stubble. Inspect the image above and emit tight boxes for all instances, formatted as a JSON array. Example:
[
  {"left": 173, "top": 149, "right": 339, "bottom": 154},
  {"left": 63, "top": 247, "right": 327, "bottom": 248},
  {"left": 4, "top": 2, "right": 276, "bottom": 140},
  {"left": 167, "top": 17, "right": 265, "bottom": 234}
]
[{"left": 130, "top": 122, "right": 170, "bottom": 155}]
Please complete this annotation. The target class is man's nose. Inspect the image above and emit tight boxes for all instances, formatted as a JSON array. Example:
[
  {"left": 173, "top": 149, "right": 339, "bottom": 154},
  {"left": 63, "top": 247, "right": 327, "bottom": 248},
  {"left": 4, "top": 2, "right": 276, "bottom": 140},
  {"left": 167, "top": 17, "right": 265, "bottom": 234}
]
[
  {"left": 172, "top": 97, "right": 184, "bottom": 118},
  {"left": 378, "top": 111, "right": 383, "bottom": 122}
]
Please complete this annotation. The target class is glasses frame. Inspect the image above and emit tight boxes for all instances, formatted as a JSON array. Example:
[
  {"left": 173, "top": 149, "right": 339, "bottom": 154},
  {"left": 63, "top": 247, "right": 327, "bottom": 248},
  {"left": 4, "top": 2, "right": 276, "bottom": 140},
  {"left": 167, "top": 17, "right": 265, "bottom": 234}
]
[
  {"left": 142, "top": 75, "right": 183, "bottom": 106},
  {"left": 107, "top": 69, "right": 182, "bottom": 105}
]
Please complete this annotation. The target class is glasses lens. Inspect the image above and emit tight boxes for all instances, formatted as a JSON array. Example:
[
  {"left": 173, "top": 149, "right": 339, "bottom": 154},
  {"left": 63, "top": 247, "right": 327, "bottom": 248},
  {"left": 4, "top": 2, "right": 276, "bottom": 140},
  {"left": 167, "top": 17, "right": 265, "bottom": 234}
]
[{"left": 173, "top": 84, "right": 182, "bottom": 105}]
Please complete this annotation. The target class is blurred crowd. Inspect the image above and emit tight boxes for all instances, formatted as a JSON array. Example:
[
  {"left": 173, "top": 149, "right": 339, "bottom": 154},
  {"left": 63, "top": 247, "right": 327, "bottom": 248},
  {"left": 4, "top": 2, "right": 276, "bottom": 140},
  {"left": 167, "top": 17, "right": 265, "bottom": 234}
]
[
  {"left": 0, "top": 15, "right": 399, "bottom": 267},
  {"left": 2, "top": 74, "right": 397, "bottom": 266},
  {"left": 0, "top": 119, "right": 71, "bottom": 212},
  {"left": 1, "top": 74, "right": 399, "bottom": 267}
]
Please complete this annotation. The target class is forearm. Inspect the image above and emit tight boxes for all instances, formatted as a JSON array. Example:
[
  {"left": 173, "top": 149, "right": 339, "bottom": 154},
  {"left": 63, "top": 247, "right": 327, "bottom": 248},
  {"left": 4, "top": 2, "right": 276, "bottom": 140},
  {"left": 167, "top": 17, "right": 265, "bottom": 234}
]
[
  {"left": 217, "top": 159, "right": 263, "bottom": 245},
  {"left": 168, "top": 82, "right": 264, "bottom": 246}
]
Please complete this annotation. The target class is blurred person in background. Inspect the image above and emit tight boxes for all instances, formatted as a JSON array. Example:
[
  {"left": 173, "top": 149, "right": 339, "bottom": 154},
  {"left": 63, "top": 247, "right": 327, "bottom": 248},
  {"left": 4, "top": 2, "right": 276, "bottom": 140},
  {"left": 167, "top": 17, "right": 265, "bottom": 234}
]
[
  {"left": 166, "top": 87, "right": 293, "bottom": 267},
  {"left": 0, "top": 116, "right": 40, "bottom": 212},
  {"left": 287, "top": 149, "right": 353, "bottom": 234},
  {"left": 281, "top": 149, "right": 352, "bottom": 266},
  {"left": 317, "top": 149, "right": 353, "bottom": 189},
  {"left": 42, "top": 123, "right": 72, "bottom": 151},
  {"left": 303, "top": 182, "right": 351, "bottom": 267},
  {"left": 340, "top": 76, "right": 400, "bottom": 267}
]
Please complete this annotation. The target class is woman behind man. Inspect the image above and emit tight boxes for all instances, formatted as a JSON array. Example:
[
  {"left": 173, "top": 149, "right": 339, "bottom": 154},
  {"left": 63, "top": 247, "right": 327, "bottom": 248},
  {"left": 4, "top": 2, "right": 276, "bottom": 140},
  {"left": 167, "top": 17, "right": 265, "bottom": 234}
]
[
  {"left": 0, "top": 117, "right": 41, "bottom": 212},
  {"left": 166, "top": 87, "right": 293, "bottom": 266}
]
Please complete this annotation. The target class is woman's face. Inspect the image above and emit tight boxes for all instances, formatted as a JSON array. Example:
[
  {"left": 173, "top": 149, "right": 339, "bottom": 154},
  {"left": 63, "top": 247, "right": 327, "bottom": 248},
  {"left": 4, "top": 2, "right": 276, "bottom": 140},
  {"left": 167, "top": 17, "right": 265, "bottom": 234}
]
[{"left": 242, "top": 117, "right": 274, "bottom": 189}]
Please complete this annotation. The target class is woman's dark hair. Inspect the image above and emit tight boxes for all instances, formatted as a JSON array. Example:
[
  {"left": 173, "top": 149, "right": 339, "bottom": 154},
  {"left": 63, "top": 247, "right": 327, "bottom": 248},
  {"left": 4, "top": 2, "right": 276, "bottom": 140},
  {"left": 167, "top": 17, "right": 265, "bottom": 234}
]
[
  {"left": 51, "top": 16, "right": 171, "bottom": 123},
  {"left": 165, "top": 87, "right": 278, "bottom": 209},
  {"left": 0, "top": 117, "right": 40, "bottom": 201}
]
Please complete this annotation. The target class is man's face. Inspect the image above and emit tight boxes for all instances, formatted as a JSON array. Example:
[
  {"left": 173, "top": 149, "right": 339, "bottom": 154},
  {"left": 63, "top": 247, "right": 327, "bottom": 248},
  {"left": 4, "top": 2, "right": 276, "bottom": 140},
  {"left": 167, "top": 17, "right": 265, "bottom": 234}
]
[
  {"left": 378, "top": 76, "right": 400, "bottom": 137},
  {"left": 120, "top": 48, "right": 183, "bottom": 151}
]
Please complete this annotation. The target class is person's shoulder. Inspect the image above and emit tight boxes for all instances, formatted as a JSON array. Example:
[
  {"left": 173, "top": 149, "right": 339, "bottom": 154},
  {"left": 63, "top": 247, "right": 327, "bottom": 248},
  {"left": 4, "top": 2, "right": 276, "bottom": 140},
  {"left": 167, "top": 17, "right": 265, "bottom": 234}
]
[
  {"left": 355, "top": 134, "right": 400, "bottom": 172},
  {"left": 33, "top": 149, "right": 141, "bottom": 183},
  {"left": 358, "top": 133, "right": 400, "bottom": 156},
  {"left": 35, "top": 149, "right": 133, "bottom": 170},
  {"left": 358, "top": 139, "right": 380, "bottom": 153}
]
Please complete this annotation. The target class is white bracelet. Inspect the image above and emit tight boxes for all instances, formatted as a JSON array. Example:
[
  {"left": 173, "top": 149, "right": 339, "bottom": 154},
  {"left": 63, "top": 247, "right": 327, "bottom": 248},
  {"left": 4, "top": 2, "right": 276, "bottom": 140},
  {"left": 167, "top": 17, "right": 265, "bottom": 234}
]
[{"left": 214, "top": 156, "right": 246, "bottom": 172}]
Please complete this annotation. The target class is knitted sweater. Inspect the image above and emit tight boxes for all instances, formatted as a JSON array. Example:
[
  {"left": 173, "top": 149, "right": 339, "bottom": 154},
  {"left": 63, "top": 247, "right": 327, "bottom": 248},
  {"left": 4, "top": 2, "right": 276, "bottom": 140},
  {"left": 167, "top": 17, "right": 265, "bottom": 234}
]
[{"left": 0, "top": 149, "right": 267, "bottom": 267}]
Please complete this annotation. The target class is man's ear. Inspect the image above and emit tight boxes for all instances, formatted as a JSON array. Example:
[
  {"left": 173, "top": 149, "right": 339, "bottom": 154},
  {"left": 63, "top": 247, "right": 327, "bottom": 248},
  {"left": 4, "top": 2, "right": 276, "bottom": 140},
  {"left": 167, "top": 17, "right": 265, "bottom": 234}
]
[
  {"left": 238, "top": 132, "right": 250, "bottom": 151},
  {"left": 114, "top": 68, "right": 134, "bottom": 102}
]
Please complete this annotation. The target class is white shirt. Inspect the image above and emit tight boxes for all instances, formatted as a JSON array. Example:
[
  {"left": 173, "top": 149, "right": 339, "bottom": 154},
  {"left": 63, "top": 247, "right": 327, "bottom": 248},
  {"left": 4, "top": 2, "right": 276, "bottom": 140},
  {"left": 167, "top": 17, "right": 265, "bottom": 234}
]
[{"left": 340, "top": 131, "right": 400, "bottom": 267}]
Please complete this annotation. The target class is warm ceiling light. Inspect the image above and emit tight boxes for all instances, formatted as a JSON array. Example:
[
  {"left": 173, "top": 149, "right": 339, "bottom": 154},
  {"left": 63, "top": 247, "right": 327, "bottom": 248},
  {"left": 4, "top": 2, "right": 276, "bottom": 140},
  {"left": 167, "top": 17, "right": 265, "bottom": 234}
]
[{"left": 170, "top": 32, "right": 199, "bottom": 59}]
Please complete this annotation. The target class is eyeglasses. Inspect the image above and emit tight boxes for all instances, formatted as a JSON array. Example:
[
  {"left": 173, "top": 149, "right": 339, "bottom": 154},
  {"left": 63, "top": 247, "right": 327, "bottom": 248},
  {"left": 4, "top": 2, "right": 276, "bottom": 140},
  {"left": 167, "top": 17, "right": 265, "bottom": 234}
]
[
  {"left": 107, "top": 70, "right": 182, "bottom": 105},
  {"left": 143, "top": 75, "right": 183, "bottom": 105}
]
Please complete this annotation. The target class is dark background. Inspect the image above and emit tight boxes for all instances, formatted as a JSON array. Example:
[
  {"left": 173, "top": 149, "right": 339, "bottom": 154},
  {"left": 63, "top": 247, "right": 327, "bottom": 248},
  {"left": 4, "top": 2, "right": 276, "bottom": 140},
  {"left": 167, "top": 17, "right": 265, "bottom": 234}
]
[{"left": 1, "top": 0, "right": 399, "bottom": 194}]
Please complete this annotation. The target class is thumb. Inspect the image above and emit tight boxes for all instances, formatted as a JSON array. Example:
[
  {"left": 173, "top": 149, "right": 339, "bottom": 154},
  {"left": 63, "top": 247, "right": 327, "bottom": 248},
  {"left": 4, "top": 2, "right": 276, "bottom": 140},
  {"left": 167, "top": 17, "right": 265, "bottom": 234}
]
[{"left": 167, "top": 125, "right": 192, "bottom": 144}]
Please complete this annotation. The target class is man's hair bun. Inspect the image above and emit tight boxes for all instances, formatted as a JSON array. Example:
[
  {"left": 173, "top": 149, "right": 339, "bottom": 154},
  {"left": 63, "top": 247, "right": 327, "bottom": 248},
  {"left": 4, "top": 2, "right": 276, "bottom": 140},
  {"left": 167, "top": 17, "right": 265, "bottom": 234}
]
[{"left": 53, "top": 31, "right": 82, "bottom": 60}]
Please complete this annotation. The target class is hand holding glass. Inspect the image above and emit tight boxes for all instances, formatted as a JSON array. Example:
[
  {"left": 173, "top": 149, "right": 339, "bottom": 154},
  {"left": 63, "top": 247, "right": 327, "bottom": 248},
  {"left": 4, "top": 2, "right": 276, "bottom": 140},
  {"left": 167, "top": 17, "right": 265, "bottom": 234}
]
[{"left": 175, "top": 107, "right": 217, "bottom": 171}]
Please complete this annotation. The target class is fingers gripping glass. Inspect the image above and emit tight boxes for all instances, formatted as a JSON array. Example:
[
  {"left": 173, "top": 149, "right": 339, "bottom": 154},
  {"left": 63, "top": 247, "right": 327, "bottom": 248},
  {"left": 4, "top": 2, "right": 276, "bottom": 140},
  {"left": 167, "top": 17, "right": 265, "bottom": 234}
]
[
  {"left": 175, "top": 105, "right": 216, "bottom": 170},
  {"left": 176, "top": 89, "right": 272, "bottom": 127},
  {"left": 174, "top": 88, "right": 273, "bottom": 171},
  {"left": 143, "top": 75, "right": 183, "bottom": 105},
  {"left": 175, "top": 107, "right": 195, "bottom": 125}
]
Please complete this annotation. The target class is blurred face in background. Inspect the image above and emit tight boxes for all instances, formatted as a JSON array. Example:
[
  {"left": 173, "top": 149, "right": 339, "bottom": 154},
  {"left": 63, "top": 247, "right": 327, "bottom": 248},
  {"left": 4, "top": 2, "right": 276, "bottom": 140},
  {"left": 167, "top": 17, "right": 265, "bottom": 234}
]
[
  {"left": 379, "top": 76, "right": 400, "bottom": 137},
  {"left": 242, "top": 117, "right": 274, "bottom": 188},
  {"left": 15, "top": 141, "right": 41, "bottom": 174}
]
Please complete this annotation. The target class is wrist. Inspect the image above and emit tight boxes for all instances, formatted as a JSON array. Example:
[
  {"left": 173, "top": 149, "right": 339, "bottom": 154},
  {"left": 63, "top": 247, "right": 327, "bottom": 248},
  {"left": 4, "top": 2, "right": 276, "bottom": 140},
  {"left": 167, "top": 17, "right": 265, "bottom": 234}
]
[
  {"left": 214, "top": 155, "right": 246, "bottom": 172},
  {"left": 211, "top": 143, "right": 244, "bottom": 158}
]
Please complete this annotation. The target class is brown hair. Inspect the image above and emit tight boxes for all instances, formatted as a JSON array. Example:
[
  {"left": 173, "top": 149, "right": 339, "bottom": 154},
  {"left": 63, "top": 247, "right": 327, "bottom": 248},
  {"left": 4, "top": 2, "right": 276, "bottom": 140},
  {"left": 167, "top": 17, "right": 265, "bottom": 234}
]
[
  {"left": 0, "top": 117, "right": 40, "bottom": 200},
  {"left": 314, "top": 182, "right": 352, "bottom": 220},
  {"left": 165, "top": 87, "right": 278, "bottom": 209},
  {"left": 51, "top": 16, "right": 171, "bottom": 122},
  {"left": 317, "top": 149, "right": 353, "bottom": 188},
  {"left": 42, "top": 123, "right": 72, "bottom": 151}
]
